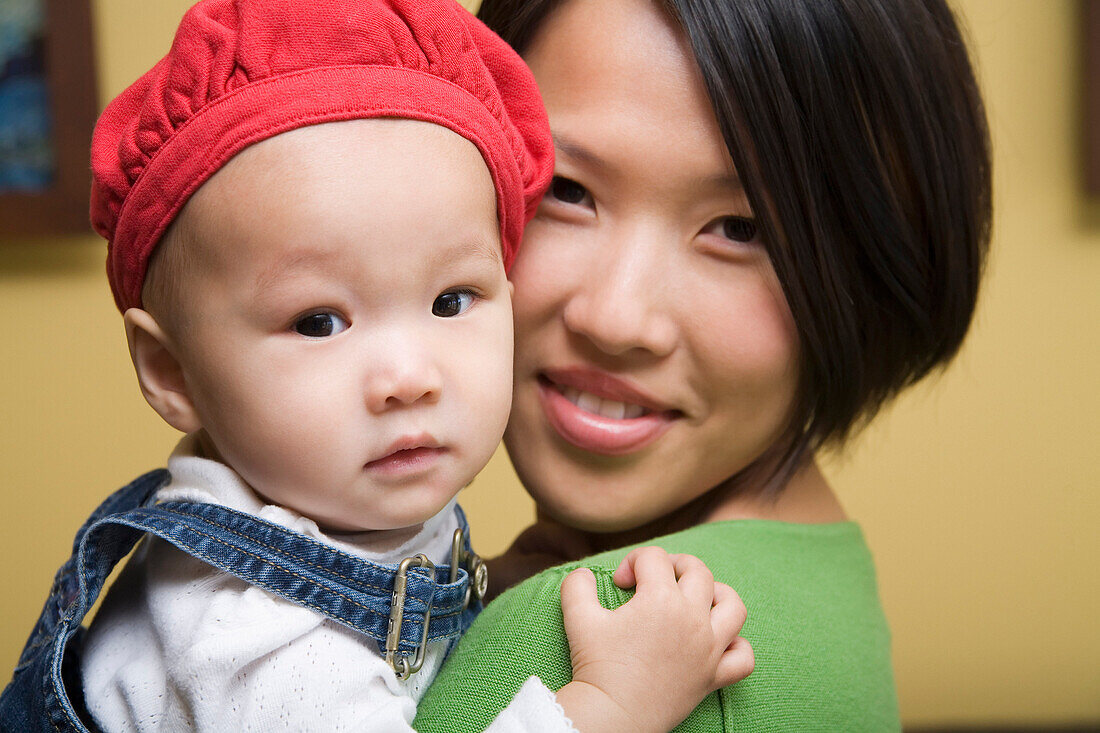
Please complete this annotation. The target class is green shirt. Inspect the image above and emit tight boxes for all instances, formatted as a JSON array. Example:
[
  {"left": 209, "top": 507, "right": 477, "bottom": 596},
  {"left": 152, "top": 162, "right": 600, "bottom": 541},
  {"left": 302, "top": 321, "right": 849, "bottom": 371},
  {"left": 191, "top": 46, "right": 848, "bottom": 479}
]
[{"left": 415, "top": 520, "right": 900, "bottom": 732}]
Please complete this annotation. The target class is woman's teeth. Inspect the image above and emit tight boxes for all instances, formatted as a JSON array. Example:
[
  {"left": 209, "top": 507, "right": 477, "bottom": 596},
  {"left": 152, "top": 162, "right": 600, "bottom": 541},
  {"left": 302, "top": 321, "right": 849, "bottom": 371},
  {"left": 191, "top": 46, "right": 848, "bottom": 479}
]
[{"left": 560, "top": 386, "right": 648, "bottom": 420}]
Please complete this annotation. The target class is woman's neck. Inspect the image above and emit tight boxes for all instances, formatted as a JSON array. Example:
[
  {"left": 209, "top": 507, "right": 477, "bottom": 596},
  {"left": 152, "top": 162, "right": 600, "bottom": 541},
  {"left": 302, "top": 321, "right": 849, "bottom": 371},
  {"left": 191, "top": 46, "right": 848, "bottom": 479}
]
[
  {"left": 543, "top": 459, "right": 846, "bottom": 557},
  {"left": 703, "top": 459, "right": 847, "bottom": 524},
  {"left": 486, "top": 458, "right": 847, "bottom": 599}
]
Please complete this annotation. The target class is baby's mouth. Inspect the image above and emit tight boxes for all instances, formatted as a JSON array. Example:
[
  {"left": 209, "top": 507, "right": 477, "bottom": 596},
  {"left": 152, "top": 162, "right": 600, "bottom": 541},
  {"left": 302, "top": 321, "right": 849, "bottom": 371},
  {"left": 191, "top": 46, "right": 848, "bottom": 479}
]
[
  {"left": 365, "top": 446, "right": 443, "bottom": 468},
  {"left": 365, "top": 435, "right": 445, "bottom": 477}
]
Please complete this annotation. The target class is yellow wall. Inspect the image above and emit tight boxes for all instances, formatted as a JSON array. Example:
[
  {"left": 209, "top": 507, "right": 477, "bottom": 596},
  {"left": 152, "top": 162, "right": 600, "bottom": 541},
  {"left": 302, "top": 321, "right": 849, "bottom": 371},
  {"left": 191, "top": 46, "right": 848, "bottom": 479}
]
[{"left": 1, "top": 0, "right": 1096, "bottom": 726}]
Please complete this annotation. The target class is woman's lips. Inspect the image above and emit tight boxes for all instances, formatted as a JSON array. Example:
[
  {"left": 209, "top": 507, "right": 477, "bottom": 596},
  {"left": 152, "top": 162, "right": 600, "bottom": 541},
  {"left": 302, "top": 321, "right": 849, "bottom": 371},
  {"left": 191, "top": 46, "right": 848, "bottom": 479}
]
[{"left": 537, "top": 374, "right": 678, "bottom": 456}]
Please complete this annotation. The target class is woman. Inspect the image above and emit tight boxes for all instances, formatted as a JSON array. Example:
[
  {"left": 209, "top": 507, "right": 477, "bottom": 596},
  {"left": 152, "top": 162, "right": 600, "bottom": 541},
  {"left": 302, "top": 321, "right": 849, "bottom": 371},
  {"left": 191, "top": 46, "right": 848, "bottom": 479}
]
[{"left": 416, "top": 0, "right": 990, "bottom": 729}]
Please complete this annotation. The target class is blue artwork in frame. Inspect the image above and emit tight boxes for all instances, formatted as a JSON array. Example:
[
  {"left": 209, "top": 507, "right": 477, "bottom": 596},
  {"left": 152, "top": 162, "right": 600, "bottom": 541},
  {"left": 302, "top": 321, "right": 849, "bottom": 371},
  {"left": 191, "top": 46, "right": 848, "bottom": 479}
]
[
  {"left": 0, "top": 0, "right": 96, "bottom": 236},
  {"left": 0, "top": 0, "right": 54, "bottom": 193}
]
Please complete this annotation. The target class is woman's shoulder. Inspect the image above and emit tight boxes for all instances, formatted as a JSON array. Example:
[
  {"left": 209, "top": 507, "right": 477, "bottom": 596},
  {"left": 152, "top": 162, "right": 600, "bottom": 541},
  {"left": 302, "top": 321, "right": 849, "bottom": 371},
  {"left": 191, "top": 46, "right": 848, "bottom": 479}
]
[
  {"left": 416, "top": 520, "right": 900, "bottom": 732},
  {"left": 542, "top": 519, "right": 871, "bottom": 576},
  {"left": 484, "top": 519, "right": 880, "bottom": 623},
  {"left": 491, "top": 519, "right": 899, "bottom": 730}
]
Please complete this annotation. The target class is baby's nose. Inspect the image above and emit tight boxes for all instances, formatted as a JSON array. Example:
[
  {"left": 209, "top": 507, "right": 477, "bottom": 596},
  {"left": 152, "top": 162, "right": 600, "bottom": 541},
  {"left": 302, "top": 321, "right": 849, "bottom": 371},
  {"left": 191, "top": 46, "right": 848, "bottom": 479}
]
[{"left": 365, "top": 354, "right": 443, "bottom": 413}]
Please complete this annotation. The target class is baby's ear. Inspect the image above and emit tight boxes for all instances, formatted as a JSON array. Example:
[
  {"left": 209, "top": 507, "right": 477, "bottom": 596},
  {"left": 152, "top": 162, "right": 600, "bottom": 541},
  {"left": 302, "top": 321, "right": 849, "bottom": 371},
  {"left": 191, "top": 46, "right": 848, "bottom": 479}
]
[{"left": 123, "top": 308, "right": 201, "bottom": 434}]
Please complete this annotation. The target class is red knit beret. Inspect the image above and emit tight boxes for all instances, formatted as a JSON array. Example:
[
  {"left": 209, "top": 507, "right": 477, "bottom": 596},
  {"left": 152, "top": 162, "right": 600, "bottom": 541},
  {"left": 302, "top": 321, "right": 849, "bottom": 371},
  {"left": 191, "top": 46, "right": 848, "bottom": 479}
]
[{"left": 91, "top": 0, "right": 553, "bottom": 312}]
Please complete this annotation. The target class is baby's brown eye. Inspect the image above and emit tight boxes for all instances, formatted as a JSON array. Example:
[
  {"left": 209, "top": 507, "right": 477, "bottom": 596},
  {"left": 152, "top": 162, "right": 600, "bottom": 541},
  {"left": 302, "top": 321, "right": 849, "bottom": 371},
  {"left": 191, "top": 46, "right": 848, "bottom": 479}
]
[
  {"left": 550, "top": 176, "right": 589, "bottom": 205},
  {"left": 722, "top": 217, "right": 757, "bottom": 242},
  {"left": 294, "top": 312, "right": 347, "bottom": 337},
  {"left": 432, "top": 290, "right": 475, "bottom": 317}
]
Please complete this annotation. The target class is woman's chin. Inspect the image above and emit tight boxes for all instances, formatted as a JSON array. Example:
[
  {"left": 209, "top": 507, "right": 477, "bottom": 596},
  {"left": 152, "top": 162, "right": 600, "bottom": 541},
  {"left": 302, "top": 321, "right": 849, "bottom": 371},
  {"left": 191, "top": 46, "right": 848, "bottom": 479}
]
[{"left": 531, "top": 489, "right": 667, "bottom": 536}]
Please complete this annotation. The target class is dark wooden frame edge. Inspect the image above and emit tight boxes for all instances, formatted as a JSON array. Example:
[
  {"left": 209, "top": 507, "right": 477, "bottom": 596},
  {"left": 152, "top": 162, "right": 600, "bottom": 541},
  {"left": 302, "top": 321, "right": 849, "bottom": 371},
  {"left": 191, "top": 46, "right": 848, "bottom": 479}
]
[
  {"left": 1087, "top": 0, "right": 1100, "bottom": 194},
  {"left": 0, "top": 0, "right": 98, "bottom": 236}
]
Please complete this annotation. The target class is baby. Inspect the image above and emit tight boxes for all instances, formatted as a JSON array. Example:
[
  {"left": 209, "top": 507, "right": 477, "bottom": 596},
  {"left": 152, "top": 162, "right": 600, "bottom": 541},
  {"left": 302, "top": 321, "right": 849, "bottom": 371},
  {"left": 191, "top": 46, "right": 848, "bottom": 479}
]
[{"left": 0, "top": 1, "right": 752, "bottom": 731}]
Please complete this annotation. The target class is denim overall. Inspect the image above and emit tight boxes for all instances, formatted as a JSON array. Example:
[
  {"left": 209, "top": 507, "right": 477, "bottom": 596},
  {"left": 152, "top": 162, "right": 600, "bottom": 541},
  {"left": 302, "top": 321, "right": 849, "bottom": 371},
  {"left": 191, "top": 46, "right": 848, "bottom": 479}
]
[{"left": 0, "top": 469, "right": 484, "bottom": 733}]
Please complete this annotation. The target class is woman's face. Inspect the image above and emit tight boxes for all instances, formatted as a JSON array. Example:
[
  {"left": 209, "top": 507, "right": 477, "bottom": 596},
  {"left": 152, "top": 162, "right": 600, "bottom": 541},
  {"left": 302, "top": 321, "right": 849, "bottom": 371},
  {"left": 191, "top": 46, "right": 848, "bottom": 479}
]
[{"left": 504, "top": 0, "right": 801, "bottom": 533}]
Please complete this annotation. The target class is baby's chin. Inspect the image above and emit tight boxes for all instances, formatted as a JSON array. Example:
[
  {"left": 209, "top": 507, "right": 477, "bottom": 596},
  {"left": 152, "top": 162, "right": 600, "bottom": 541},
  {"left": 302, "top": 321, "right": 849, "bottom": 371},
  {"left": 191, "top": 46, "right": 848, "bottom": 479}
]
[
  {"left": 310, "top": 491, "right": 455, "bottom": 540},
  {"left": 323, "top": 521, "right": 427, "bottom": 552}
]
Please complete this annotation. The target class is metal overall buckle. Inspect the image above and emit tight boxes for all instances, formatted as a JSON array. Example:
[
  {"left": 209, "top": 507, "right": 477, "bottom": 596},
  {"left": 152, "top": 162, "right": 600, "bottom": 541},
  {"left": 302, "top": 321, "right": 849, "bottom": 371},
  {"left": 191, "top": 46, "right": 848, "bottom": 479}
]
[
  {"left": 384, "top": 528, "right": 488, "bottom": 679},
  {"left": 449, "top": 527, "right": 488, "bottom": 606},
  {"left": 384, "top": 554, "right": 434, "bottom": 679}
]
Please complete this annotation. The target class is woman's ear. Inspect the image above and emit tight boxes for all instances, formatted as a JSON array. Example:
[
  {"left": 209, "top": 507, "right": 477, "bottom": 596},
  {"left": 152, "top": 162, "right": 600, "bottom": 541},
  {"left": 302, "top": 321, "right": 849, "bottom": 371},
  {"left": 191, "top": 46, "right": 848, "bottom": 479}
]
[{"left": 123, "top": 308, "right": 202, "bottom": 434}]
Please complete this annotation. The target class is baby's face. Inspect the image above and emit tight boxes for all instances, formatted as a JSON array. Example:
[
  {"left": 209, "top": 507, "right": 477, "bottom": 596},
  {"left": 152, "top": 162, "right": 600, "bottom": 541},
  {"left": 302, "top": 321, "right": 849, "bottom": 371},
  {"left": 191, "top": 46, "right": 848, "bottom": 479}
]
[{"left": 166, "top": 119, "right": 512, "bottom": 532}]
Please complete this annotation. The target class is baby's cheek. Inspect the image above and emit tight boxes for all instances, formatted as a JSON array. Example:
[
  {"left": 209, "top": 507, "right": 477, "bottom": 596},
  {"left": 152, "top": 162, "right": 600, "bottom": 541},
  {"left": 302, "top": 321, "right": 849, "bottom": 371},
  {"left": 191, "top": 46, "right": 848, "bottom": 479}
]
[
  {"left": 212, "top": 381, "right": 338, "bottom": 479},
  {"left": 459, "top": 326, "right": 514, "bottom": 436}
]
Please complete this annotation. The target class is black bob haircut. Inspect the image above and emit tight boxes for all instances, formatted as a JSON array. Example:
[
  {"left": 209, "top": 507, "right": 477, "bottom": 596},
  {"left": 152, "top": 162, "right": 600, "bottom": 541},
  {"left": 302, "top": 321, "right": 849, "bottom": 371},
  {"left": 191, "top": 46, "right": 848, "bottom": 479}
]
[{"left": 479, "top": 0, "right": 992, "bottom": 493}]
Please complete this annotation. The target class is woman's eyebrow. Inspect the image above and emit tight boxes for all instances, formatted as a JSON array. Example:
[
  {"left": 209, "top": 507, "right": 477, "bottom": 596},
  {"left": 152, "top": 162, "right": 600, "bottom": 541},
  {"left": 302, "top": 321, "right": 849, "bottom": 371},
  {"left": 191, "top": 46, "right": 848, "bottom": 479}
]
[
  {"left": 701, "top": 171, "right": 747, "bottom": 195},
  {"left": 554, "top": 130, "right": 746, "bottom": 194},
  {"left": 552, "top": 133, "right": 607, "bottom": 169}
]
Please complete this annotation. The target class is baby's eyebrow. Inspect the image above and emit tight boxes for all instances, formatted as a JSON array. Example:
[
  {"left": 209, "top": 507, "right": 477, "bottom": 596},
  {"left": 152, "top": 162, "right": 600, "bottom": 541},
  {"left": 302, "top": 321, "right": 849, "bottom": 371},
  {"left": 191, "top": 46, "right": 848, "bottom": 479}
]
[
  {"left": 253, "top": 235, "right": 501, "bottom": 293},
  {"left": 252, "top": 249, "right": 328, "bottom": 293},
  {"left": 429, "top": 234, "right": 502, "bottom": 269}
]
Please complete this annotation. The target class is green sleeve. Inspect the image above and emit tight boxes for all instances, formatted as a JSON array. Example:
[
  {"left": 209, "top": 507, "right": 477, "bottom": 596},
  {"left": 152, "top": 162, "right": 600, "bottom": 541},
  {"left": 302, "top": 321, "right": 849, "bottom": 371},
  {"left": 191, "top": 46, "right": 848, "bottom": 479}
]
[
  {"left": 417, "top": 521, "right": 899, "bottom": 732},
  {"left": 414, "top": 560, "right": 723, "bottom": 732},
  {"left": 414, "top": 566, "right": 575, "bottom": 732}
]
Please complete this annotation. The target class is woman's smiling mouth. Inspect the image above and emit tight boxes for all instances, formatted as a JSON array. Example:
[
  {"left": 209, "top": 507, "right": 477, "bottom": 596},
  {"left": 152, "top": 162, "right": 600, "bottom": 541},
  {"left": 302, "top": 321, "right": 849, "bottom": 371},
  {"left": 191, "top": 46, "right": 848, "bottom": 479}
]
[
  {"left": 537, "top": 370, "right": 680, "bottom": 456},
  {"left": 557, "top": 386, "right": 650, "bottom": 420}
]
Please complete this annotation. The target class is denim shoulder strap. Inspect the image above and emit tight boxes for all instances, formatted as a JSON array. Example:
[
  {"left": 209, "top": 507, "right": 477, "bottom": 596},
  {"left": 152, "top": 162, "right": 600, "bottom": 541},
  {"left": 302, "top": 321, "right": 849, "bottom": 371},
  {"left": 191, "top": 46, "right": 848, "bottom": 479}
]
[{"left": 0, "top": 469, "right": 483, "bottom": 733}]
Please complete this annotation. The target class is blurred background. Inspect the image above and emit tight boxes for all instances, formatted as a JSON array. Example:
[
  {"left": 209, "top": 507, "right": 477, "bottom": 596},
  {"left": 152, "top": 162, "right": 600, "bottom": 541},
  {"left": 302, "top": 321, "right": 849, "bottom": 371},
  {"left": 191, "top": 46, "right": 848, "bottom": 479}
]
[{"left": 1, "top": 0, "right": 1097, "bottom": 728}]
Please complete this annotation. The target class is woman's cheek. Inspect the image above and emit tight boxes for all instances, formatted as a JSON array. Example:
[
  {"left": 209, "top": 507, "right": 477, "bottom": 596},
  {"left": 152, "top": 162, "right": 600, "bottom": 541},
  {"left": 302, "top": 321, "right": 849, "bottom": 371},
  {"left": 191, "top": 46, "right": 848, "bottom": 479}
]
[
  {"left": 718, "top": 312, "right": 797, "bottom": 377},
  {"left": 511, "top": 220, "right": 590, "bottom": 316},
  {"left": 694, "top": 274, "right": 799, "bottom": 414}
]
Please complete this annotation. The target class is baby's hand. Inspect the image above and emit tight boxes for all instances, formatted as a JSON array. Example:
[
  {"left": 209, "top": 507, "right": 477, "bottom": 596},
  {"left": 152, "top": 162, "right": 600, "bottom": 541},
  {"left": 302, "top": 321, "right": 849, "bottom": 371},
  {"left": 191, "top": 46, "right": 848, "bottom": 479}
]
[{"left": 553, "top": 547, "right": 753, "bottom": 733}]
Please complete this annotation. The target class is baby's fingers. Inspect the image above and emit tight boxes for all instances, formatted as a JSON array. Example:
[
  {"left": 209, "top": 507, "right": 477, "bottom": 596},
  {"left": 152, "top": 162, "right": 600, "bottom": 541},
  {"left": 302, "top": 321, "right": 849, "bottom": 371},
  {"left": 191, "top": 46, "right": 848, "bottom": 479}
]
[
  {"left": 710, "top": 581, "right": 748, "bottom": 644},
  {"left": 612, "top": 550, "right": 638, "bottom": 589},
  {"left": 560, "top": 567, "right": 604, "bottom": 634},
  {"left": 714, "top": 635, "right": 755, "bottom": 688},
  {"left": 670, "top": 553, "right": 715, "bottom": 607},
  {"left": 709, "top": 582, "right": 752, "bottom": 688},
  {"left": 612, "top": 546, "right": 675, "bottom": 590}
]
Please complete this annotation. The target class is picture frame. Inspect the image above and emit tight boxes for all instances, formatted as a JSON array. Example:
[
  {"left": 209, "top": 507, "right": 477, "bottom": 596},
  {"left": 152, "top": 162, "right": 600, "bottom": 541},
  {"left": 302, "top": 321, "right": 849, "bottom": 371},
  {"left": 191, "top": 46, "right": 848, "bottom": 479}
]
[
  {"left": 1087, "top": 0, "right": 1100, "bottom": 194},
  {"left": 0, "top": 0, "right": 98, "bottom": 236}
]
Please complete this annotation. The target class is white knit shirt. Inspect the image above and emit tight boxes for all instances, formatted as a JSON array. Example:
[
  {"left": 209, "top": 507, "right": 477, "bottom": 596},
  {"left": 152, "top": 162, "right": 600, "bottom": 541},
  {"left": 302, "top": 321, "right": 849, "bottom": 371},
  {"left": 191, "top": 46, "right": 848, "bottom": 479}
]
[{"left": 81, "top": 436, "right": 575, "bottom": 732}]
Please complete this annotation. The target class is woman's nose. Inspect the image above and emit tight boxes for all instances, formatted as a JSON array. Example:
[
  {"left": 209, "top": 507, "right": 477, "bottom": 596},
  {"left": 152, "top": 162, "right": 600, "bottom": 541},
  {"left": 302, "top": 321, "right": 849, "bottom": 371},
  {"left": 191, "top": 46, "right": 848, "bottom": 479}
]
[
  {"left": 365, "top": 342, "right": 443, "bottom": 414},
  {"left": 561, "top": 225, "right": 678, "bottom": 358}
]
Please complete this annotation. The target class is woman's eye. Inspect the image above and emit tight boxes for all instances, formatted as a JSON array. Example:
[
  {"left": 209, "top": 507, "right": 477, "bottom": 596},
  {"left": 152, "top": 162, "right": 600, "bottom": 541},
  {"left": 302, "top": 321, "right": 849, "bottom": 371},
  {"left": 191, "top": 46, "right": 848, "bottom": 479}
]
[
  {"left": 719, "top": 216, "right": 757, "bottom": 243},
  {"left": 293, "top": 312, "right": 348, "bottom": 338},
  {"left": 548, "top": 176, "right": 591, "bottom": 206},
  {"left": 702, "top": 216, "right": 758, "bottom": 246},
  {"left": 432, "top": 290, "right": 476, "bottom": 318}
]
